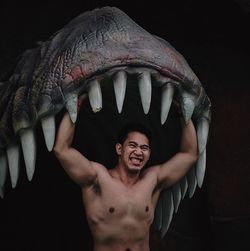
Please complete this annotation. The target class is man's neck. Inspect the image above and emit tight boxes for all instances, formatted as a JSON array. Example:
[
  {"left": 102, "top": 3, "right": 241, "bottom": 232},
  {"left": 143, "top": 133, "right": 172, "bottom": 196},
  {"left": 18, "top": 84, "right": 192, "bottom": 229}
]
[{"left": 110, "top": 164, "right": 141, "bottom": 186}]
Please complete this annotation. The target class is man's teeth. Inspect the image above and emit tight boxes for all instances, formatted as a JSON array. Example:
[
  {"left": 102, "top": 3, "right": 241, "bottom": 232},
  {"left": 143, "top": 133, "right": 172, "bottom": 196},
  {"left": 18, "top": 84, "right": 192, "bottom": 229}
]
[
  {"left": 0, "top": 67, "right": 210, "bottom": 195},
  {"left": 130, "top": 157, "right": 142, "bottom": 164}
]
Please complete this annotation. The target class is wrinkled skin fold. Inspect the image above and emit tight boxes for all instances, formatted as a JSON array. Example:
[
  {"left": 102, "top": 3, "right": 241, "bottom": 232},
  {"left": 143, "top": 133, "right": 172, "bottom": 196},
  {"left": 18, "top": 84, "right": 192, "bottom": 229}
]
[{"left": 0, "top": 6, "right": 211, "bottom": 236}]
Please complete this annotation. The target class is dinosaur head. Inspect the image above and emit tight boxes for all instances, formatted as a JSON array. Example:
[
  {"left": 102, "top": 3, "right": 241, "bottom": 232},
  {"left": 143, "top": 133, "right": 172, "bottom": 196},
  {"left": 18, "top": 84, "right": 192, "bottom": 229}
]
[{"left": 0, "top": 7, "right": 211, "bottom": 199}]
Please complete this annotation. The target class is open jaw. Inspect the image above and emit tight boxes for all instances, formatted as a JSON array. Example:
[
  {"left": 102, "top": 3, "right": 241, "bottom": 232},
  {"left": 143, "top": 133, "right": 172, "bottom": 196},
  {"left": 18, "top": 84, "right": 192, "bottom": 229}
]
[{"left": 0, "top": 6, "right": 211, "bottom": 236}]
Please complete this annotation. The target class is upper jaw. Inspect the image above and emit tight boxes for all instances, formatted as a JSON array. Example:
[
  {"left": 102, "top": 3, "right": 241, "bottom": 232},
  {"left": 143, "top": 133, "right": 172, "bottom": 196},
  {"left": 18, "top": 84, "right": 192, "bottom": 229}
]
[
  {"left": 0, "top": 6, "right": 211, "bottom": 194},
  {"left": 0, "top": 63, "right": 210, "bottom": 190},
  {"left": 36, "top": 5, "right": 204, "bottom": 116},
  {"left": 1, "top": 5, "right": 208, "bottom": 139}
]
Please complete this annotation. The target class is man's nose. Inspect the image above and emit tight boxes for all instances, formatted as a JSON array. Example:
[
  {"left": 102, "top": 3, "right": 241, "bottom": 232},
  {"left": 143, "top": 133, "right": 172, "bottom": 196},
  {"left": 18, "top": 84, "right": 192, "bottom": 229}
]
[{"left": 134, "top": 147, "right": 143, "bottom": 155}]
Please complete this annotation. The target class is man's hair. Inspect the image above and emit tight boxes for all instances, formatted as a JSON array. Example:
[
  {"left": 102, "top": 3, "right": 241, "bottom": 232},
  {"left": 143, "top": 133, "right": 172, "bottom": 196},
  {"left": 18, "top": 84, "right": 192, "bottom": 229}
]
[{"left": 117, "top": 123, "right": 152, "bottom": 145}]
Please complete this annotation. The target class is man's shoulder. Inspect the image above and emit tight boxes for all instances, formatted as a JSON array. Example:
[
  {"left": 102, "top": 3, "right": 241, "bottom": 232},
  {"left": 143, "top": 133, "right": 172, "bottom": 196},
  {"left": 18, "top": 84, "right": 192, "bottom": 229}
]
[
  {"left": 91, "top": 161, "right": 108, "bottom": 172},
  {"left": 92, "top": 162, "right": 115, "bottom": 180},
  {"left": 141, "top": 165, "right": 160, "bottom": 179}
]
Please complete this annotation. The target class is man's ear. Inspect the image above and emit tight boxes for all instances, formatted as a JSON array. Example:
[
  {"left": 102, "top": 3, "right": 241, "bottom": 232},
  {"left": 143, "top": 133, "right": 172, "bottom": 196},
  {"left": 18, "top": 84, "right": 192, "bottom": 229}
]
[{"left": 115, "top": 143, "right": 122, "bottom": 155}]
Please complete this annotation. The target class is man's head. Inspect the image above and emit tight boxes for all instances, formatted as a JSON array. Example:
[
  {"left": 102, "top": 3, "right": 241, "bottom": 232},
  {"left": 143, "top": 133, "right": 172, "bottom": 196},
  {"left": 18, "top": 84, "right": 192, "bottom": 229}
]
[
  {"left": 117, "top": 123, "right": 152, "bottom": 146},
  {"left": 115, "top": 123, "right": 152, "bottom": 173}
]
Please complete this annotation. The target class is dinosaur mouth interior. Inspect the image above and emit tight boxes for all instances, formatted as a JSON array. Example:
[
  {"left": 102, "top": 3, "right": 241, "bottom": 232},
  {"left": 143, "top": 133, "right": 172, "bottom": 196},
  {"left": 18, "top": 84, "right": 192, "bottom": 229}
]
[
  {"left": 4, "top": 66, "right": 182, "bottom": 193},
  {"left": 64, "top": 66, "right": 181, "bottom": 170}
]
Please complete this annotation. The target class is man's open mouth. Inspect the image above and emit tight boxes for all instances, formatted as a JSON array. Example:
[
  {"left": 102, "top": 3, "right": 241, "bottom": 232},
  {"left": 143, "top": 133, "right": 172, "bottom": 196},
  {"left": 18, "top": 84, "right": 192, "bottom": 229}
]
[{"left": 129, "top": 156, "right": 143, "bottom": 165}]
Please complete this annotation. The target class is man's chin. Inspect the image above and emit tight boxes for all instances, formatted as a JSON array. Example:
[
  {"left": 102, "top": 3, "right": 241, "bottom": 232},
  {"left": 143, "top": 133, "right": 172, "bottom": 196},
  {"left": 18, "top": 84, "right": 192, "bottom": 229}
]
[{"left": 128, "top": 165, "right": 144, "bottom": 173}]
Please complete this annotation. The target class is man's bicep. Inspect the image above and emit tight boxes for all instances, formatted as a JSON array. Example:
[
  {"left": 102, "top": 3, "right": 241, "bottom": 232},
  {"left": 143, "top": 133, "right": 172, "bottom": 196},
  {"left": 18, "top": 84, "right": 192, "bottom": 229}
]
[
  {"left": 156, "top": 152, "right": 196, "bottom": 189},
  {"left": 55, "top": 148, "right": 98, "bottom": 186}
]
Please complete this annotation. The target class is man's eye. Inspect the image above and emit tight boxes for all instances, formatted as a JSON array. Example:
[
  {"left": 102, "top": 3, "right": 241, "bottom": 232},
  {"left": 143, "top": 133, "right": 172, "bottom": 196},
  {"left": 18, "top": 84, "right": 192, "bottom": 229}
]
[
  {"left": 141, "top": 146, "right": 149, "bottom": 151},
  {"left": 129, "top": 144, "right": 136, "bottom": 148}
]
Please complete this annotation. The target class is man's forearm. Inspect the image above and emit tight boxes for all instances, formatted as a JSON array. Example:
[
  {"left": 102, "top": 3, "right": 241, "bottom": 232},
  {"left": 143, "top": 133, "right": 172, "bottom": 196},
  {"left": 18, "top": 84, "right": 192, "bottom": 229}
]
[
  {"left": 54, "top": 112, "right": 75, "bottom": 152},
  {"left": 180, "top": 119, "right": 197, "bottom": 157}
]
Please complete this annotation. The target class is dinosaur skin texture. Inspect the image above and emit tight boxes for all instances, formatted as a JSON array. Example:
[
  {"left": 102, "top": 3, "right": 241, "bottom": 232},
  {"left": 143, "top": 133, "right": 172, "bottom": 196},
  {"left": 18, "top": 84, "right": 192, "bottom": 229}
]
[{"left": 0, "top": 6, "right": 211, "bottom": 236}]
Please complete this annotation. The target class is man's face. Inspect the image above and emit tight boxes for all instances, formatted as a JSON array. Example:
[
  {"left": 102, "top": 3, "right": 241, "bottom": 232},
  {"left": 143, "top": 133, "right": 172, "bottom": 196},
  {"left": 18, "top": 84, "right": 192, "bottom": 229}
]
[{"left": 116, "top": 131, "right": 151, "bottom": 173}]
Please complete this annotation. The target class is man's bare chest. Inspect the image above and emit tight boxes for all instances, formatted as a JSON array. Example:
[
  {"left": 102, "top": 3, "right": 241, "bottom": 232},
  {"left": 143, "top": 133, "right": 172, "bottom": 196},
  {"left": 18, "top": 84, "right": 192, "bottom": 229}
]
[
  {"left": 102, "top": 186, "right": 153, "bottom": 219},
  {"left": 82, "top": 178, "right": 157, "bottom": 225}
]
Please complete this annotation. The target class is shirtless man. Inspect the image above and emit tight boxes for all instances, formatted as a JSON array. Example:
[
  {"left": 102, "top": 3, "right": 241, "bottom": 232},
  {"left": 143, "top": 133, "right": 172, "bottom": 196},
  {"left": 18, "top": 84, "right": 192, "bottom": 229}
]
[{"left": 53, "top": 100, "right": 198, "bottom": 251}]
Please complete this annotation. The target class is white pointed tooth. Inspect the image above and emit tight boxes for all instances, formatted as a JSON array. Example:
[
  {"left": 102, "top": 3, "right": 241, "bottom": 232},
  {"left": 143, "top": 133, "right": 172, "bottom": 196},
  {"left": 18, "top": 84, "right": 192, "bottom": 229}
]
[
  {"left": 88, "top": 79, "right": 102, "bottom": 113},
  {"left": 180, "top": 176, "right": 188, "bottom": 199},
  {"left": 41, "top": 115, "right": 56, "bottom": 152},
  {"left": 138, "top": 71, "right": 152, "bottom": 114},
  {"left": 161, "top": 190, "right": 174, "bottom": 237},
  {"left": 7, "top": 144, "right": 20, "bottom": 188},
  {"left": 187, "top": 166, "right": 197, "bottom": 198},
  {"left": 172, "top": 182, "right": 182, "bottom": 213},
  {"left": 197, "top": 118, "right": 209, "bottom": 154},
  {"left": 20, "top": 128, "right": 36, "bottom": 181},
  {"left": 65, "top": 93, "right": 78, "bottom": 123},
  {"left": 196, "top": 149, "right": 206, "bottom": 188},
  {"left": 180, "top": 92, "right": 195, "bottom": 123},
  {"left": 161, "top": 83, "right": 174, "bottom": 124},
  {"left": 113, "top": 71, "right": 127, "bottom": 113},
  {"left": 0, "top": 153, "right": 8, "bottom": 188}
]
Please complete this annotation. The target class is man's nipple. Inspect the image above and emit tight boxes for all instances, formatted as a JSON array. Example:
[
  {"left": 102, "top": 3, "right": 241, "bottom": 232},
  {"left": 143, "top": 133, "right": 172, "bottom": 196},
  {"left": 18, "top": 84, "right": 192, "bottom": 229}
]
[{"left": 109, "top": 207, "right": 115, "bottom": 213}]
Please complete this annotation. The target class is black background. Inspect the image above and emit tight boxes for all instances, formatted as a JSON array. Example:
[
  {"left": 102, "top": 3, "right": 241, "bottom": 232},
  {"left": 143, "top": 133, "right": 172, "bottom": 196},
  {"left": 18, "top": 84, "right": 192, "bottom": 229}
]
[{"left": 0, "top": 0, "right": 250, "bottom": 250}]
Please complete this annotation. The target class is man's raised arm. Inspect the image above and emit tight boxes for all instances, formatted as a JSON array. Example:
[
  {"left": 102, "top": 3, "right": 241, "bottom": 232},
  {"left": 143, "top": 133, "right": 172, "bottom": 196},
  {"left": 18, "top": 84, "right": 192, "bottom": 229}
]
[
  {"left": 155, "top": 119, "right": 198, "bottom": 189},
  {"left": 53, "top": 103, "right": 98, "bottom": 186}
]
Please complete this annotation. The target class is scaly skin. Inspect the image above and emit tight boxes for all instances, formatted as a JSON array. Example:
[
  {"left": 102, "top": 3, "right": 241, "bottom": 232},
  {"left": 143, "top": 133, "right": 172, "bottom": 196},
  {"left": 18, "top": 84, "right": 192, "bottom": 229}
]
[{"left": 0, "top": 6, "right": 210, "bottom": 149}]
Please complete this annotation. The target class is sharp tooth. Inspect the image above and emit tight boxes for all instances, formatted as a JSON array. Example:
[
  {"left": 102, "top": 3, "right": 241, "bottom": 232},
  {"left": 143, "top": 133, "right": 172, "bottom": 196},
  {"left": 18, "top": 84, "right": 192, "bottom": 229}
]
[
  {"left": 180, "top": 176, "right": 188, "bottom": 199},
  {"left": 187, "top": 166, "right": 197, "bottom": 198},
  {"left": 138, "top": 71, "right": 152, "bottom": 114},
  {"left": 88, "top": 79, "right": 102, "bottom": 113},
  {"left": 160, "top": 190, "right": 174, "bottom": 237},
  {"left": 113, "top": 71, "right": 127, "bottom": 113},
  {"left": 20, "top": 128, "right": 36, "bottom": 181},
  {"left": 7, "top": 144, "right": 20, "bottom": 188},
  {"left": 41, "top": 115, "right": 56, "bottom": 152},
  {"left": 161, "top": 83, "right": 174, "bottom": 124},
  {"left": 172, "top": 182, "right": 182, "bottom": 213},
  {"left": 197, "top": 117, "right": 209, "bottom": 154},
  {"left": 196, "top": 149, "right": 206, "bottom": 187},
  {"left": 0, "top": 153, "right": 8, "bottom": 187},
  {"left": 66, "top": 94, "right": 78, "bottom": 123},
  {"left": 180, "top": 92, "right": 195, "bottom": 123}
]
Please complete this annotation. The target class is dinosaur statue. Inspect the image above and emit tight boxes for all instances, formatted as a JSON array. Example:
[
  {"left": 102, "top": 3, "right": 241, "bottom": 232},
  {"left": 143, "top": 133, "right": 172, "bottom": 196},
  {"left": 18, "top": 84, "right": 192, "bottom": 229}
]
[{"left": 0, "top": 6, "right": 211, "bottom": 238}]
